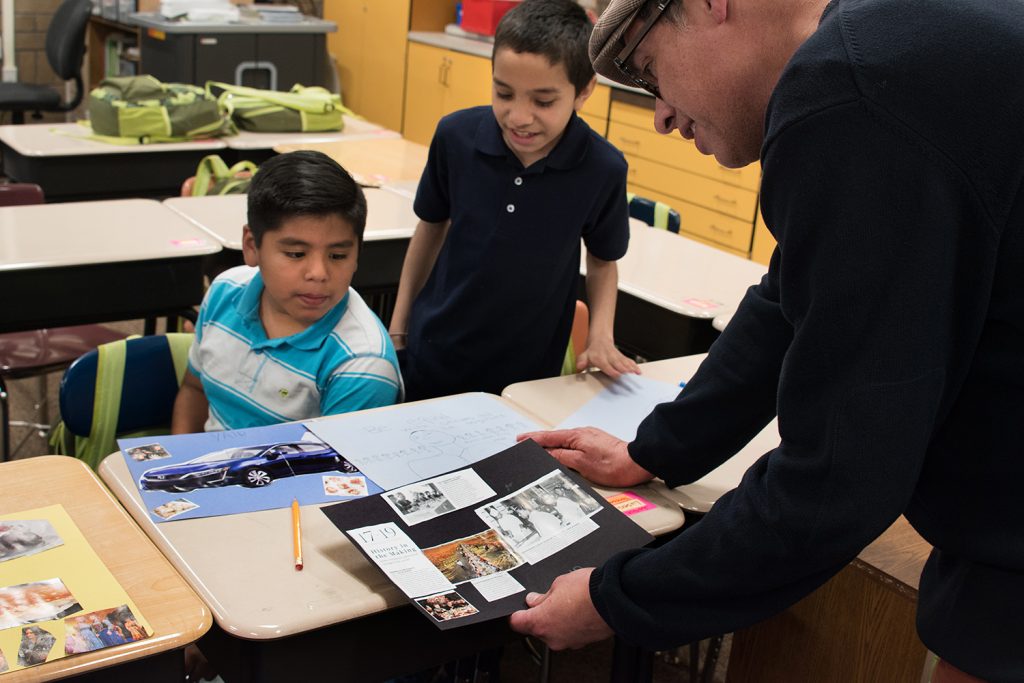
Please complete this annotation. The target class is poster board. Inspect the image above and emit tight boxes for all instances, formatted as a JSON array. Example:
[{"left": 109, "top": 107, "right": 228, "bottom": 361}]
[{"left": 322, "top": 440, "right": 653, "bottom": 630}]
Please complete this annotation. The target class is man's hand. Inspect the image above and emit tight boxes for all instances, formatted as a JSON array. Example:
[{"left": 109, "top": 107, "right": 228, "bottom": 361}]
[
  {"left": 576, "top": 338, "right": 641, "bottom": 379},
  {"left": 509, "top": 568, "right": 613, "bottom": 650},
  {"left": 517, "top": 427, "right": 653, "bottom": 487}
]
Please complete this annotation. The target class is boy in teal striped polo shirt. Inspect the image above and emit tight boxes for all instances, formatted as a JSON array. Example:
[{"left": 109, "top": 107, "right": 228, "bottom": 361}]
[{"left": 171, "top": 151, "right": 401, "bottom": 433}]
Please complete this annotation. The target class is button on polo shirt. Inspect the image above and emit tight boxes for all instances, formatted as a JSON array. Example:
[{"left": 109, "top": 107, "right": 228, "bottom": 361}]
[{"left": 406, "top": 106, "right": 629, "bottom": 399}]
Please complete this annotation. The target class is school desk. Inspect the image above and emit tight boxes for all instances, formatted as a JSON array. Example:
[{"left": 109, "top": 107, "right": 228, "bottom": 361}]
[
  {"left": 712, "top": 311, "right": 733, "bottom": 332},
  {"left": 96, "top": 395, "right": 684, "bottom": 682},
  {"left": 502, "top": 358, "right": 932, "bottom": 683},
  {"left": 583, "top": 223, "right": 768, "bottom": 360},
  {"left": 224, "top": 117, "right": 401, "bottom": 164},
  {"left": 162, "top": 188, "right": 418, "bottom": 322},
  {"left": 0, "top": 456, "right": 211, "bottom": 682},
  {"left": 0, "top": 199, "right": 220, "bottom": 334},
  {"left": 0, "top": 123, "right": 229, "bottom": 202},
  {"left": 273, "top": 136, "right": 430, "bottom": 186},
  {"left": 502, "top": 354, "right": 777, "bottom": 514}
]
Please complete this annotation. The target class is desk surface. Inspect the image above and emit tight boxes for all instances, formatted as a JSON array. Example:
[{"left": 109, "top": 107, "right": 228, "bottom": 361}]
[
  {"left": 589, "top": 225, "right": 767, "bottom": 319},
  {"left": 0, "top": 199, "right": 221, "bottom": 271},
  {"left": 0, "top": 456, "right": 211, "bottom": 681},
  {"left": 98, "top": 396, "right": 683, "bottom": 640},
  {"left": 502, "top": 355, "right": 780, "bottom": 513},
  {"left": 128, "top": 11, "right": 336, "bottom": 33},
  {"left": 225, "top": 117, "right": 400, "bottom": 150},
  {"left": 0, "top": 122, "right": 229, "bottom": 157},
  {"left": 274, "top": 137, "right": 430, "bottom": 186},
  {"left": 163, "top": 188, "right": 418, "bottom": 250}
]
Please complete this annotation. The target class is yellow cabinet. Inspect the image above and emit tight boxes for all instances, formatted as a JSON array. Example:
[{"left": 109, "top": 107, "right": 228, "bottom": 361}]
[
  {"left": 403, "top": 42, "right": 493, "bottom": 145},
  {"left": 325, "top": 0, "right": 410, "bottom": 132},
  {"left": 750, "top": 211, "right": 776, "bottom": 265},
  {"left": 608, "top": 97, "right": 762, "bottom": 257}
]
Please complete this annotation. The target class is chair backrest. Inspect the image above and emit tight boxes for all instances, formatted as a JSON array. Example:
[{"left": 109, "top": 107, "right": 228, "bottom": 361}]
[
  {"left": 0, "top": 183, "right": 45, "bottom": 206},
  {"left": 57, "top": 334, "right": 193, "bottom": 468},
  {"left": 46, "top": 0, "right": 91, "bottom": 81},
  {"left": 627, "top": 193, "right": 681, "bottom": 234}
]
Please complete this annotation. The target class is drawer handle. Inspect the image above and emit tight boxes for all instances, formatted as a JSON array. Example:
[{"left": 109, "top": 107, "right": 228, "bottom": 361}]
[
  {"left": 618, "top": 137, "right": 641, "bottom": 145},
  {"left": 713, "top": 194, "right": 738, "bottom": 205},
  {"left": 709, "top": 224, "right": 734, "bottom": 235}
]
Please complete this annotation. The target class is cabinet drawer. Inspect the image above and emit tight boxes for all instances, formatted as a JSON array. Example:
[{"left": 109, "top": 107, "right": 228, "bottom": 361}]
[
  {"left": 581, "top": 84, "right": 611, "bottom": 119},
  {"left": 626, "top": 154, "right": 758, "bottom": 222},
  {"left": 627, "top": 184, "right": 754, "bottom": 253},
  {"left": 610, "top": 99, "right": 655, "bottom": 129},
  {"left": 610, "top": 120, "right": 761, "bottom": 190}
]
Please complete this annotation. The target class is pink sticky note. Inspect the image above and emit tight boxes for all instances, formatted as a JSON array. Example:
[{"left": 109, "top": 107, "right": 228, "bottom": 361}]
[{"left": 605, "top": 491, "right": 657, "bottom": 516}]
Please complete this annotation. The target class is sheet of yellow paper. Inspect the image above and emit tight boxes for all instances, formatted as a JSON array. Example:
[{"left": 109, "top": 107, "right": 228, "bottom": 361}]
[{"left": 0, "top": 504, "right": 152, "bottom": 673}]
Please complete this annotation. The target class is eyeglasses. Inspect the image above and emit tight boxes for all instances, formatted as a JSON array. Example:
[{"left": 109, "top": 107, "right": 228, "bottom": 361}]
[{"left": 613, "top": 0, "right": 674, "bottom": 99}]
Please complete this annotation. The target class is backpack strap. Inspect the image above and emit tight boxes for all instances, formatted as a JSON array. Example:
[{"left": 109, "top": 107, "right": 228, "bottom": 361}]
[
  {"left": 166, "top": 332, "right": 194, "bottom": 385},
  {"left": 193, "top": 154, "right": 232, "bottom": 197},
  {"left": 75, "top": 337, "right": 131, "bottom": 470},
  {"left": 654, "top": 201, "right": 671, "bottom": 231}
]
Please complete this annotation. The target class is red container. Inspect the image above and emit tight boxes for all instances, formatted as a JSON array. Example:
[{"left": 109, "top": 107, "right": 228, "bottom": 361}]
[{"left": 461, "top": 0, "right": 521, "bottom": 36}]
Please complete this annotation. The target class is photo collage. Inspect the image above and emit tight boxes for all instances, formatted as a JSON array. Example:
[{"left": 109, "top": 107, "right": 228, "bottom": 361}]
[{"left": 0, "top": 509, "right": 151, "bottom": 674}]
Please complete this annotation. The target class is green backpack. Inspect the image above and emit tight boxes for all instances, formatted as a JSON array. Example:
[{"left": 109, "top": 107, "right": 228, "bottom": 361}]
[
  {"left": 88, "top": 75, "right": 234, "bottom": 143},
  {"left": 191, "top": 154, "right": 259, "bottom": 196},
  {"left": 207, "top": 81, "right": 354, "bottom": 133}
]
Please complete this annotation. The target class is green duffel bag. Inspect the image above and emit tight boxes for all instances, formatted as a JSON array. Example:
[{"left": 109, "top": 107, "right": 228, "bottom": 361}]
[
  {"left": 88, "top": 75, "right": 234, "bottom": 143},
  {"left": 207, "top": 81, "right": 354, "bottom": 133}
]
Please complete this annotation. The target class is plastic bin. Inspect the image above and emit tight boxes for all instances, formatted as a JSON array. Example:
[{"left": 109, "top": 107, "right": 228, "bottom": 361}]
[{"left": 461, "top": 0, "right": 520, "bottom": 36}]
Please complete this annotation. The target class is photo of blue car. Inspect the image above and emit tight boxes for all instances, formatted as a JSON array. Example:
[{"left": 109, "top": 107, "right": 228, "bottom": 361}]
[{"left": 139, "top": 440, "right": 358, "bottom": 492}]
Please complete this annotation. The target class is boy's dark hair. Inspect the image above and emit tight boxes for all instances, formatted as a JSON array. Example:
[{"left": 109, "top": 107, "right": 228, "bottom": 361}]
[
  {"left": 493, "top": 0, "right": 595, "bottom": 95},
  {"left": 247, "top": 150, "right": 367, "bottom": 246}
]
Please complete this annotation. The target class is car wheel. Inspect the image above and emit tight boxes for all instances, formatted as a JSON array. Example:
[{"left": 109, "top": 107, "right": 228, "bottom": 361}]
[
  {"left": 337, "top": 458, "right": 358, "bottom": 474},
  {"left": 242, "top": 468, "right": 273, "bottom": 487}
]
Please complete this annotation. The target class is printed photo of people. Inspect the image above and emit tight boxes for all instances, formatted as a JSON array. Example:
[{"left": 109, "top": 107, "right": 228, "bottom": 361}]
[
  {"left": 0, "top": 645, "right": 9, "bottom": 672},
  {"left": 151, "top": 498, "right": 199, "bottom": 520},
  {"left": 416, "top": 591, "right": 479, "bottom": 622},
  {"left": 0, "top": 519, "right": 64, "bottom": 563},
  {"left": 64, "top": 605, "right": 149, "bottom": 654},
  {"left": 124, "top": 442, "right": 171, "bottom": 462},
  {"left": 17, "top": 625, "right": 56, "bottom": 667},
  {"left": 0, "top": 577, "right": 82, "bottom": 629},
  {"left": 477, "top": 471, "right": 601, "bottom": 554},
  {"left": 322, "top": 475, "right": 368, "bottom": 497},
  {"left": 385, "top": 482, "right": 456, "bottom": 525},
  {"left": 421, "top": 529, "right": 521, "bottom": 584}
]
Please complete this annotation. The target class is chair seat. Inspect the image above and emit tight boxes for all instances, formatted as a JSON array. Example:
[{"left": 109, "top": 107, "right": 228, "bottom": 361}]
[
  {"left": 0, "top": 82, "right": 62, "bottom": 110},
  {"left": 0, "top": 326, "right": 127, "bottom": 377}
]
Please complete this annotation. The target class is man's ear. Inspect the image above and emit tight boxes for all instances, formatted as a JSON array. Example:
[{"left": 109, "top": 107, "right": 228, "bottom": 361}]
[
  {"left": 241, "top": 225, "right": 259, "bottom": 267},
  {"left": 574, "top": 75, "right": 597, "bottom": 111},
  {"left": 708, "top": 0, "right": 729, "bottom": 23}
]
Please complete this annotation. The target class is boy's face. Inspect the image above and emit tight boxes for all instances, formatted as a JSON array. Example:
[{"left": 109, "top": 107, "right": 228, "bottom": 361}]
[
  {"left": 242, "top": 214, "right": 359, "bottom": 334},
  {"left": 492, "top": 47, "right": 595, "bottom": 168}
]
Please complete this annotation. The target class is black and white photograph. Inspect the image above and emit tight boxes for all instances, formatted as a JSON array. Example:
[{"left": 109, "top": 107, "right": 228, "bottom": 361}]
[
  {"left": 0, "top": 519, "right": 64, "bottom": 563},
  {"left": 476, "top": 470, "right": 601, "bottom": 563},
  {"left": 385, "top": 482, "right": 455, "bottom": 525}
]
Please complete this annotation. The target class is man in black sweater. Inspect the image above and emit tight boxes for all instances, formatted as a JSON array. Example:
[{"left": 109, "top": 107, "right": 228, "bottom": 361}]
[{"left": 510, "top": 0, "right": 1024, "bottom": 681}]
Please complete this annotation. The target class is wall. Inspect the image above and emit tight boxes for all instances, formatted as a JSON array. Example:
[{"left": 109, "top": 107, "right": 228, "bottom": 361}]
[{"left": 1, "top": 0, "right": 67, "bottom": 123}]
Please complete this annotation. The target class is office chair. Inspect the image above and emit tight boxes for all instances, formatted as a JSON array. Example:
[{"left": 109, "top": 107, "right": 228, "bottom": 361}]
[
  {"left": 0, "top": 0, "right": 91, "bottom": 124},
  {"left": 0, "top": 183, "right": 126, "bottom": 462},
  {"left": 54, "top": 334, "right": 193, "bottom": 470},
  {"left": 627, "top": 192, "right": 682, "bottom": 233}
]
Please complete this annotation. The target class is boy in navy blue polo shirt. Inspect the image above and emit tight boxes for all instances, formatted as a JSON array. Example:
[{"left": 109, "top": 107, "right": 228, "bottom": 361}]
[{"left": 389, "top": 0, "right": 639, "bottom": 401}]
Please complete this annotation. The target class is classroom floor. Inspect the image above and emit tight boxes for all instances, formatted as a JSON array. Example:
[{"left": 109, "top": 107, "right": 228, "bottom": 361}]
[{"left": 3, "top": 319, "right": 731, "bottom": 683}]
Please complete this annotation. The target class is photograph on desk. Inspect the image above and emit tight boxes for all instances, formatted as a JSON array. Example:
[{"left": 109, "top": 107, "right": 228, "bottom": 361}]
[
  {"left": 0, "top": 505, "right": 152, "bottom": 675},
  {"left": 118, "top": 421, "right": 384, "bottom": 523},
  {"left": 0, "top": 520, "right": 64, "bottom": 563},
  {"left": 322, "top": 440, "right": 653, "bottom": 630}
]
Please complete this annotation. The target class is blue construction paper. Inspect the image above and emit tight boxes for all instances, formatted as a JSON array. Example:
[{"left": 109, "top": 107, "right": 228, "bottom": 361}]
[
  {"left": 556, "top": 374, "right": 683, "bottom": 441},
  {"left": 119, "top": 422, "right": 383, "bottom": 523}
]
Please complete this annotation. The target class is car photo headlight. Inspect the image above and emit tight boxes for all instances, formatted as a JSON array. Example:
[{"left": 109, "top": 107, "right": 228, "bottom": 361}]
[{"left": 186, "top": 467, "right": 229, "bottom": 478}]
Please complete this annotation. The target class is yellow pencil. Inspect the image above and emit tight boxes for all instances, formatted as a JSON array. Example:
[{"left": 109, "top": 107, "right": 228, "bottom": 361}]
[{"left": 291, "top": 498, "right": 303, "bottom": 571}]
